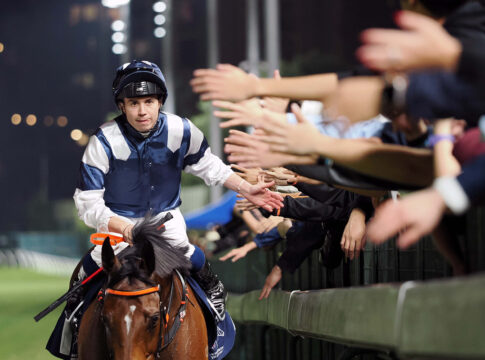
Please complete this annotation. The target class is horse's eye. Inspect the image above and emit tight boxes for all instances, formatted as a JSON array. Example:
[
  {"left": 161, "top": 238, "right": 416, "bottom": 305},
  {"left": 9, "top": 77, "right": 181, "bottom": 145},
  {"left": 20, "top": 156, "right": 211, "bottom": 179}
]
[{"left": 148, "top": 314, "right": 159, "bottom": 330}]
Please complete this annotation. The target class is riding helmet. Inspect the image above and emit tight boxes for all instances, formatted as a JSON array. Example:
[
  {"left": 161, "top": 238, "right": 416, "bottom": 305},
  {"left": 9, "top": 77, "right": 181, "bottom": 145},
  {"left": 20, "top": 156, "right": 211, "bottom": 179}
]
[{"left": 112, "top": 60, "right": 168, "bottom": 104}]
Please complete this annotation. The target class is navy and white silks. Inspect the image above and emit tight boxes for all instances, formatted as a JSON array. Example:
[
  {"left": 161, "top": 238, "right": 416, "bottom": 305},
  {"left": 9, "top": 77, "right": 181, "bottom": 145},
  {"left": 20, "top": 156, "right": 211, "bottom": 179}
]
[{"left": 74, "top": 112, "right": 233, "bottom": 268}]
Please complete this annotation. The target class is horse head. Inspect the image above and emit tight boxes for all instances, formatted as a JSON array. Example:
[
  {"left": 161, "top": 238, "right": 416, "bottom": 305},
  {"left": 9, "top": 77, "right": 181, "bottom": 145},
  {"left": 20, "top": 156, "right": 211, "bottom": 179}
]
[
  {"left": 100, "top": 237, "right": 162, "bottom": 360},
  {"left": 98, "top": 215, "right": 192, "bottom": 360}
]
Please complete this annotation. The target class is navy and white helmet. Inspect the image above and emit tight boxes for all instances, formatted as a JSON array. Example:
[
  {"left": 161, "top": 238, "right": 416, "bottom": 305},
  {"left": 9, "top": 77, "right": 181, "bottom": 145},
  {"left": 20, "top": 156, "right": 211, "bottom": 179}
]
[{"left": 112, "top": 60, "right": 168, "bottom": 104}]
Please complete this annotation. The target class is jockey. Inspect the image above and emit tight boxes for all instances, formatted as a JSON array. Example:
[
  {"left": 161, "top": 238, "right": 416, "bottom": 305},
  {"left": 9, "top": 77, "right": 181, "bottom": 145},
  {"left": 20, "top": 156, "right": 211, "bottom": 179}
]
[{"left": 47, "top": 60, "right": 282, "bottom": 359}]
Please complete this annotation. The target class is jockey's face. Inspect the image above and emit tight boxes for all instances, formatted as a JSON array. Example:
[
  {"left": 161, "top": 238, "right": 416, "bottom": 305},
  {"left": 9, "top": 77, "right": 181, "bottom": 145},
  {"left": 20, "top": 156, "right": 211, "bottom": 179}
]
[{"left": 120, "top": 95, "right": 161, "bottom": 133}]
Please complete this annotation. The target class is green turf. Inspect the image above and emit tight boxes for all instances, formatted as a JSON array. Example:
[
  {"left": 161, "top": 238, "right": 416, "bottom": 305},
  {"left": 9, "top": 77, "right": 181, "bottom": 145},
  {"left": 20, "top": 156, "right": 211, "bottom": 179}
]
[{"left": 0, "top": 268, "right": 70, "bottom": 360}]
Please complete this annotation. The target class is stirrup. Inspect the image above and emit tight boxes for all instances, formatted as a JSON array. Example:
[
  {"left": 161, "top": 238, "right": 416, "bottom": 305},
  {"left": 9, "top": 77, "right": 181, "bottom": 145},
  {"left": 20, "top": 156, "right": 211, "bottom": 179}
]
[{"left": 206, "top": 282, "right": 226, "bottom": 321}]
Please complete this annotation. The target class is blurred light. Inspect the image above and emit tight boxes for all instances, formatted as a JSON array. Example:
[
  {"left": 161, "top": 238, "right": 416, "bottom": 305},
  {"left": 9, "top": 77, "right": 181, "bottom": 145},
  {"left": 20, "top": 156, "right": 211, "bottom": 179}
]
[
  {"left": 26, "top": 114, "right": 37, "bottom": 126},
  {"left": 44, "top": 116, "right": 54, "bottom": 127},
  {"left": 111, "top": 20, "right": 125, "bottom": 32},
  {"left": 11, "top": 114, "right": 21, "bottom": 125},
  {"left": 102, "top": 0, "right": 130, "bottom": 8},
  {"left": 111, "top": 32, "right": 125, "bottom": 43},
  {"left": 154, "top": 14, "right": 166, "bottom": 25},
  {"left": 77, "top": 134, "right": 90, "bottom": 147},
  {"left": 70, "top": 129, "right": 83, "bottom": 141},
  {"left": 0, "top": 43, "right": 4, "bottom": 53},
  {"left": 57, "top": 116, "right": 68, "bottom": 127},
  {"left": 112, "top": 43, "right": 127, "bottom": 55},
  {"left": 152, "top": 1, "right": 166, "bottom": 12},
  {"left": 154, "top": 27, "right": 166, "bottom": 38}
]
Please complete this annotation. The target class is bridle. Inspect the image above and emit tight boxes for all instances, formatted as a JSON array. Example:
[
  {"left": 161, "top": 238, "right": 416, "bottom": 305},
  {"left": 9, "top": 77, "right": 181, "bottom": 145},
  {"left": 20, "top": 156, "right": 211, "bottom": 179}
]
[{"left": 98, "top": 269, "right": 189, "bottom": 359}]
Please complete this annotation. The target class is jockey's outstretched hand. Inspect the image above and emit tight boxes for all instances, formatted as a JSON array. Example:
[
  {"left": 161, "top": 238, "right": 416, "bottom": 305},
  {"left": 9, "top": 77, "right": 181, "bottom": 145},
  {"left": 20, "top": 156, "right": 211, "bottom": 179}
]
[{"left": 241, "top": 179, "right": 284, "bottom": 212}]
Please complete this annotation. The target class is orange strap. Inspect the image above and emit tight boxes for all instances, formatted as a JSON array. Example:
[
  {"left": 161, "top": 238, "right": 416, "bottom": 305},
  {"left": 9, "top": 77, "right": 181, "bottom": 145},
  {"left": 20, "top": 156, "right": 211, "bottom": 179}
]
[
  {"left": 106, "top": 285, "right": 160, "bottom": 297},
  {"left": 90, "top": 233, "right": 125, "bottom": 246}
]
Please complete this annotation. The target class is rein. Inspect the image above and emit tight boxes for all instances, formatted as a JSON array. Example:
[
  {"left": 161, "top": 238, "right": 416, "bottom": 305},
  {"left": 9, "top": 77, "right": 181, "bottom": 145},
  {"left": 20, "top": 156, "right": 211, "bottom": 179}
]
[{"left": 99, "top": 269, "right": 188, "bottom": 359}]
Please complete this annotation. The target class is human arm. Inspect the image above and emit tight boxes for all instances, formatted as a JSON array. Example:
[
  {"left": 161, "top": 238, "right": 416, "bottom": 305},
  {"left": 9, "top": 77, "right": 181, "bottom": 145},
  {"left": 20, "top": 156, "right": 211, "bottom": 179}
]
[
  {"left": 191, "top": 63, "right": 339, "bottom": 102},
  {"left": 340, "top": 208, "right": 367, "bottom": 260},
  {"left": 357, "top": 11, "right": 461, "bottom": 73},
  {"left": 219, "top": 241, "right": 257, "bottom": 262},
  {"left": 432, "top": 119, "right": 463, "bottom": 177},
  {"left": 181, "top": 118, "right": 283, "bottom": 211},
  {"left": 229, "top": 105, "right": 434, "bottom": 186},
  {"left": 73, "top": 133, "right": 134, "bottom": 239},
  {"left": 259, "top": 265, "right": 282, "bottom": 300}
]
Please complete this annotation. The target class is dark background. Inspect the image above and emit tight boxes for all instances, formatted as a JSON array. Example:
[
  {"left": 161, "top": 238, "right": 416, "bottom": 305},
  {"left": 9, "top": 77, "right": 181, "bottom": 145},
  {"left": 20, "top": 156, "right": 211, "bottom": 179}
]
[{"left": 0, "top": 0, "right": 397, "bottom": 230}]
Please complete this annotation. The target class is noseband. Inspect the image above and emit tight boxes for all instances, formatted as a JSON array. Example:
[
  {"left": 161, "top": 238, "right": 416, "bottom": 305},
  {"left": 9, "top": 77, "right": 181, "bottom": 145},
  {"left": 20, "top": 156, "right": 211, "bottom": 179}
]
[{"left": 99, "top": 269, "right": 188, "bottom": 359}]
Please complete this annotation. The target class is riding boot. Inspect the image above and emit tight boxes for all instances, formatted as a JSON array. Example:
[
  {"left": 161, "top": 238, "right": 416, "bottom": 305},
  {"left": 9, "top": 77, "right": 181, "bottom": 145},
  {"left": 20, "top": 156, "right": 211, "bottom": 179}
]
[
  {"left": 192, "top": 260, "right": 227, "bottom": 319},
  {"left": 64, "top": 269, "right": 87, "bottom": 358}
]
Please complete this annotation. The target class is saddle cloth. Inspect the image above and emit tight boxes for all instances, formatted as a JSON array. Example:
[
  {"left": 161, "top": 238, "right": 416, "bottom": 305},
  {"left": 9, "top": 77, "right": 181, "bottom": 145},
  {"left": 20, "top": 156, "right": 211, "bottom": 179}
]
[{"left": 186, "top": 276, "right": 236, "bottom": 360}]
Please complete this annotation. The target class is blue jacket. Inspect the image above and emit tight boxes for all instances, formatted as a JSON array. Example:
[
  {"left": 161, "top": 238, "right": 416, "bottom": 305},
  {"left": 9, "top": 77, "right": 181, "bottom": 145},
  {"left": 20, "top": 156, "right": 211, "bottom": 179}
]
[{"left": 74, "top": 112, "right": 232, "bottom": 231}]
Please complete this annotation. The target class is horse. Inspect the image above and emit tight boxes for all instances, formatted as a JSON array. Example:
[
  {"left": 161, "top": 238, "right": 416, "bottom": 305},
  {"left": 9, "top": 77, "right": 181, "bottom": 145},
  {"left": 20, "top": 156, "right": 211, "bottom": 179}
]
[{"left": 77, "top": 217, "right": 208, "bottom": 360}]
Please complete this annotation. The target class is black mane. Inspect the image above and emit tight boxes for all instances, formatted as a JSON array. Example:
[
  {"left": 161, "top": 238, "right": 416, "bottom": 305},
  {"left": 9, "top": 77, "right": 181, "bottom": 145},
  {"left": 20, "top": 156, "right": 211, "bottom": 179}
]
[{"left": 130, "top": 215, "right": 192, "bottom": 277}]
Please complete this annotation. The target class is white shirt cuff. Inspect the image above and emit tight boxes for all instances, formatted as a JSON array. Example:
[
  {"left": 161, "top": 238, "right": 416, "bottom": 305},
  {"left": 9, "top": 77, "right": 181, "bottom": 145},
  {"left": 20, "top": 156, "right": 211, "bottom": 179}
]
[{"left": 433, "top": 176, "right": 470, "bottom": 215}]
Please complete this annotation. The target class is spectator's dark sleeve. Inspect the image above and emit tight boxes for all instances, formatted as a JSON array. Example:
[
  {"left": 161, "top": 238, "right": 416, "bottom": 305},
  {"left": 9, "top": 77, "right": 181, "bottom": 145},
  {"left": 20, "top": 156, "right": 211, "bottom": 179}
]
[
  {"left": 277, "top": 196, "right": 350, "bottom": 222},
  {"left": 457, "top": 154, "right": 485, "bottom": 204},
  {"left": 456, "top": 40, "right": 485, "bottom": 97},
  {"left": 350, "top": 195, "right": 374, "bottom": 220},
  {"left": 286, "top": 164, "right": 420, "bottom": 191},
  {"left": 294, "top": 182, "right": 355, "bottom": 205},
  {"left": 406, "top": 70, "right": 483, "bottom": 125},
  {"left": 276, "top": 222, "right": 326, "bottom": 274}
]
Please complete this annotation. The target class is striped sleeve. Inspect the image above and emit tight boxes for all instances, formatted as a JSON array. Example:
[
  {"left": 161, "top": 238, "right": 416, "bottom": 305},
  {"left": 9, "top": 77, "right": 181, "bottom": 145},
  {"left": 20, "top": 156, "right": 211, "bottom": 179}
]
[
  {"left": 74, "top": 132, "right": 115, "bottom": 231},
  {"left": 183, "top": 119, "right": 233, "bottom": 186}
]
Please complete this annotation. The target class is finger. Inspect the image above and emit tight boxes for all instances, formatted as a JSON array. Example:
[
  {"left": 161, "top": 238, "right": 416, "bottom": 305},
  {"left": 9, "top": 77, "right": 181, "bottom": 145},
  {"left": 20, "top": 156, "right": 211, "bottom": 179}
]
[
  {"left": 219, "top": 252, "right": 233, "bottom": 261},
  {"left": 193, "top": 68, "right": 224, "bottom": 77},
  {"left": 230, "top": 164, "right": 248, "bottom": 173},
  {"left": 273, "top": 69, "right": 281, "bottom": 79},
  {"left": 291, "top": 103, "right": 310, "bottom": 124},
  {"left": 360, "top": 28, "right": 416, "bottom": 48},
  {"left": 216, "top": 63, "right": 239, "bottom": 72},
  {"left": 213, "top": 110, "right": 240, "bottom": 119},
  {"left": 212, "top": 100, "right": 239, "bottom": 110},
  {"left": 397, "top": 226, "right": 425, "bottom": 249},
  {"left": 349, "top": 239, "right": 356, "bottom": 260},
  {"left": 366, "top": 200, "right": 406, "bottom": 243},
  {"left": 258, "top": 287, "right": 267, "bottom": 300},
  {"left": 394, "top": 10, "right": 437, "bottom": 32},
  {"left": 232, "top": 253, "right": 242, "bottom": 262},
  {"left": 356, "top": 45, "right": 394, "bottom": 72},
  {"left": 228, "top": 154, "right": 258, "bottom": 164},
  {"left": 220, "top": 119, "right": 253, "bottom": 129}
]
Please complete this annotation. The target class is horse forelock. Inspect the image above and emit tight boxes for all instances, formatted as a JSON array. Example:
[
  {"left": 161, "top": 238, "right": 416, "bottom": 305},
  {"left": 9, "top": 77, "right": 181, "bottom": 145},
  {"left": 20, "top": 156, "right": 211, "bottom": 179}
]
[{"left": 130, "top": 215, "right": 192, "bottom": 278}]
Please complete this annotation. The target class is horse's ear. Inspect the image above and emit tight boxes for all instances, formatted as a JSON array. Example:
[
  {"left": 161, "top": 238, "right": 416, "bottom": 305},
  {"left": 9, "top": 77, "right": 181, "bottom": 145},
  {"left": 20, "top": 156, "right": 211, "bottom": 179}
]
[
  {"left": 102, "top": 237, "right": 120, "bottom": 273},
  {"left": 140, "top": 239, "right": 156, "bottom": 276}
]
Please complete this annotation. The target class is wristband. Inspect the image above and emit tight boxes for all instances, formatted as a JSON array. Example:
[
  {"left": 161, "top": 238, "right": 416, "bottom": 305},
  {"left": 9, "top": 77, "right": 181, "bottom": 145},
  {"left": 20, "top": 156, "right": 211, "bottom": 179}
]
[{"left": 426, "top": 134, "right": 455, "bottom": 148}]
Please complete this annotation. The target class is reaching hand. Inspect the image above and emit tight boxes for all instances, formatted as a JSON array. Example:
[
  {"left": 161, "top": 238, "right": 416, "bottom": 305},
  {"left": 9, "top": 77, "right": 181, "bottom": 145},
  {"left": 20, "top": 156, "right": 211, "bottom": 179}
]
[
  {"left": 225, "top": 129, "right": 317, "bottom": 168},
  {"left": 219, "top": 242, "right": 256, "bottom": 262},
  {"left": 259, "top": 104, "right": 322, "bottom": 155},
  {"left": 214, "top": 98, "right": 266, "bottom": 129},
  {"left": 367, "top": 188, "right": 447, "bottom": 248},
  {"left": 191, "top": 64, "right": 259, "bottom": 102},
  {"left": 235, "top": 198, "right": 259, "bottom": 212},
  {"left": 240, "top": 180, "right": 284, "bottom": 213},
  {"left": 231, "top": 164, "right": 264, "bottom": 185},
  {"left": 341, "top": 208, "right": 367, "bottom": 260},
  {"left": 357, "top": 11, "right": 461, "bottom": 73},
  {"left": 261, "top": 168, "right": 298, "bottom": 186},
  {"left": 259, "top": 265, "right": 282, "bottom": 300}
]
